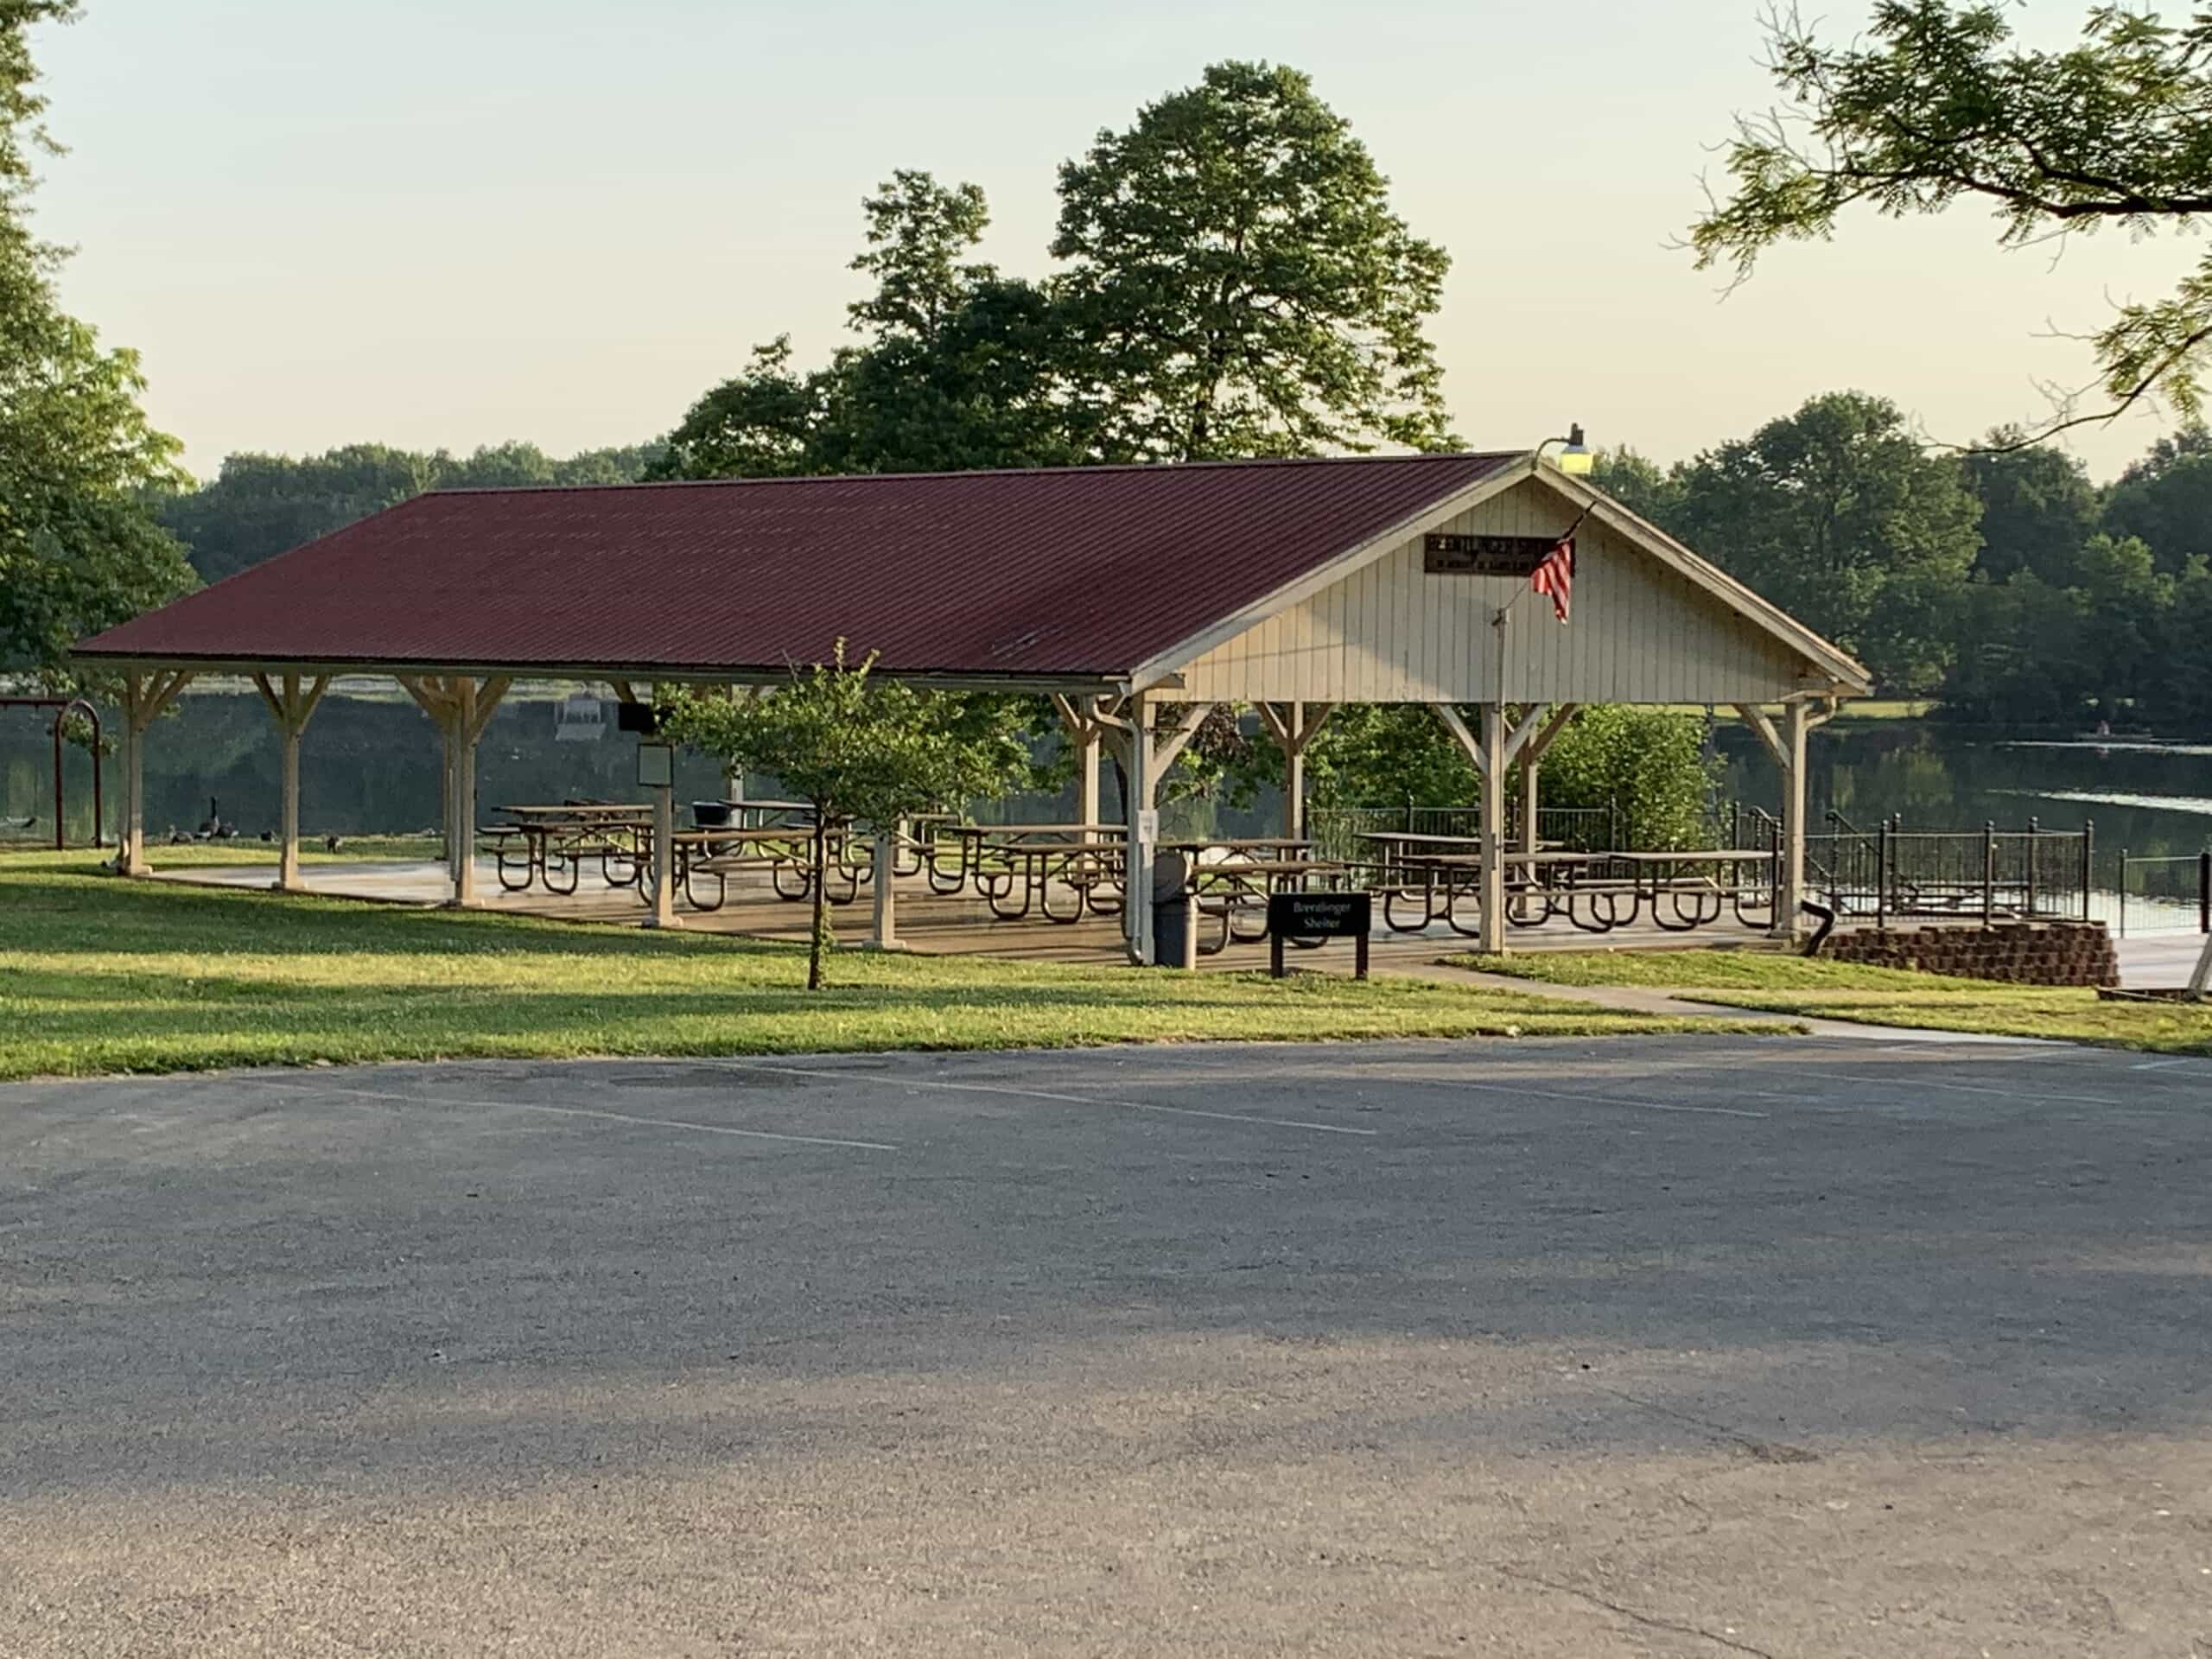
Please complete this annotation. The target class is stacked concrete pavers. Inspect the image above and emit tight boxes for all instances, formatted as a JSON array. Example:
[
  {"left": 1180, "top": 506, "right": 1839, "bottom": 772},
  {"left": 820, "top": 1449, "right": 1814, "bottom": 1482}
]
[{"left": 1821, "top": 921, "right": 2120, "bottom": 988}]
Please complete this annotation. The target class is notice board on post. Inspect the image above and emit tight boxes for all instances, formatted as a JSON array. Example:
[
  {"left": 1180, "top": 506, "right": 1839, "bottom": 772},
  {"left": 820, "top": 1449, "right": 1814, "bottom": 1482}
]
[{"left": 1267, "top": 890, "right": 1371, "bottom": 979}]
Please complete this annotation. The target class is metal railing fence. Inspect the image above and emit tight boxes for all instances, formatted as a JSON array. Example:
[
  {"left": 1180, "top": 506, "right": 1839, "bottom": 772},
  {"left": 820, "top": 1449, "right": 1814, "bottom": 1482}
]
[
  {"left": 2114, "top": 849, "right": 2212, "bottom": 938},
  {"left": 1307, "top": 801, "right": 1620, "bottom": 867},
  {"left": 1784, "top": 819, "right": 2096, "bottom": 925}
]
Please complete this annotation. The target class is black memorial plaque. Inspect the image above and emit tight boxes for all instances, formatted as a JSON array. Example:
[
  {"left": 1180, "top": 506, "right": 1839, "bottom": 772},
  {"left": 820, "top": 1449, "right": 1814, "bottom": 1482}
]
[{"left": 1422, "top": 532, "right": 1553, "bottom": 577}]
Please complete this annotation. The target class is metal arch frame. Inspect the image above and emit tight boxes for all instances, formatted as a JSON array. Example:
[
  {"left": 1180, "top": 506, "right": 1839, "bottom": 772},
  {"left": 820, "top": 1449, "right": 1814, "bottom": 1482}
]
[{"left": 0, "top": 696, "right": 105, "bottom": 852}]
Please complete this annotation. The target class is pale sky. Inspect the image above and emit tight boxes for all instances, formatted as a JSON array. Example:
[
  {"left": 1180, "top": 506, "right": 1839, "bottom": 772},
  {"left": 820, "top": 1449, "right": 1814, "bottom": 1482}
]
[{"left": 33, "top": 0, "right": 2197, "bottom": 481}]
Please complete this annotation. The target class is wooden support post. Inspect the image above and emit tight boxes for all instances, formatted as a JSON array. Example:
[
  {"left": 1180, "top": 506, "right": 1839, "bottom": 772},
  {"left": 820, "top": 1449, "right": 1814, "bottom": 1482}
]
[
  {"left": 116, "top": 668, "right": 195, "bottom": 876},
  {"left": 1124, "top": 690, "right": 1154, "bottom": 965},
  {"left": 1052, "top": 692, "right": 1120, "bottom": 842},
  {"left": 399, "top": 674, "right": 510, "bottom": 908},
  {"left": 866, "top": 827, "right": 905, "bottom": 950},
  {"left": 278, "top": 714, "right": 303, "bottom": 887},
  {"left": 1276, "top": 702, "right": 1306, "bottom": 841},
  {"left": 1775, "top": 698, "right": 1809, "bottom": 939},
  {"left": 1478, "top": 702, "right": 1507, "bottom": 954},
  {"left": 1075, "top": 727, "right": 1101, "bottom": 833},
  {"left": 453, "top": 678, "right": 480, "bottom": 906},
  {"left": 1512, "top": 702, "right": 1577, "bottom": 867},
  {"left": 444, "top": 726, "right": 459, "bottom": 864},
  {"left": 1516, "top": 743, "right": 1540, "bottom": 864},
  {"left": 1259, "top": 702, "right": 1335, "bottom": 842},
  {"left": 252, "top": 670, "right": 332, "bottom": 893},
  {"left": 645, "top": 781, "right": 677, "bottom": 928},
  {"left": 118, "top": 676, "right": 146, "bottom": 875}
]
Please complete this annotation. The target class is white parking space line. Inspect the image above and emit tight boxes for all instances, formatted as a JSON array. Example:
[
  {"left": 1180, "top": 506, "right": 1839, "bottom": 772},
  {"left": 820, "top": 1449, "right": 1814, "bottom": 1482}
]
[
  {"left": 1391, "top": 1077, "right": 1767, "bottom": 1120},
  {"left": 693, "top": 1060, "right": 1378, "bottom": 1137},
  {"left": 1789, "top": 1070, "right": 2120, "bottom": 1107},
  {"left": 1083, "top": 1070, "right": 1768, "bottom": 1121},
  {"left": 239, "top": 1077, "right": 900, "bottom": 1152}
]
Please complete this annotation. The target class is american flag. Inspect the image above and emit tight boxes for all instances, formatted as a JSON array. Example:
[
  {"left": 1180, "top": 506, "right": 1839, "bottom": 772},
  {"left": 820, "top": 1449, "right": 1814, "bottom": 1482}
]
[{"left": 1530, "top": 537, "right": 1574, "bottom": 624}]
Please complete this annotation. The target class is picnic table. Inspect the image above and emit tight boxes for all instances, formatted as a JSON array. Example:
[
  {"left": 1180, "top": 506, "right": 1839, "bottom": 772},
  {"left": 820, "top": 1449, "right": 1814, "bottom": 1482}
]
[
  {"left": 1370, "top": 847, "right": 1777, "bottom": 936},
  {"left": 1160, "top": 836, "right": 1314, "bottom": 867},
  {"left": 663, "top": 824, "right": 855, "bottom": 911},
  {"left": 487, "top": 803, "right": 653, "bottom": 893},
  {"left": 1185, "top": 856, "right": 1350, "bottom": 951},
  {"left": 927, "top": 823, "right": 1128, "bottom": 922},
  {"left": 1553, "top": 849, "right": 1777, "bottom": 932}
]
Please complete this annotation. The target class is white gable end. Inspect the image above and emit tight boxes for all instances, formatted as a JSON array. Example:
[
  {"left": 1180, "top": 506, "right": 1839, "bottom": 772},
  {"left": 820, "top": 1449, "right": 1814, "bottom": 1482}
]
[{"left": 1174, "top": 476, "right": 1826, "bottom": 704}]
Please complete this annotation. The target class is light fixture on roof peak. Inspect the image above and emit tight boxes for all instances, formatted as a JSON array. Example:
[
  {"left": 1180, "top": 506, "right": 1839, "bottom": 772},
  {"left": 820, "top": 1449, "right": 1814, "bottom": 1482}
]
[{"left": 1541, "top": 422, "right": 1595, "bottom": 476}]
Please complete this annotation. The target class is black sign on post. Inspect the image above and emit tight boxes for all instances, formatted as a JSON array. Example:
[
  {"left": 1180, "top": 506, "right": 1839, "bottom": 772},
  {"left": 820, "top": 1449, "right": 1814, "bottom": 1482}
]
[
  {"left": 1422, "top": 532, "right": 1554, "bottom": 577},
  {"left": 1268, "top": 890, "right": 1372, "bottom": 979}
]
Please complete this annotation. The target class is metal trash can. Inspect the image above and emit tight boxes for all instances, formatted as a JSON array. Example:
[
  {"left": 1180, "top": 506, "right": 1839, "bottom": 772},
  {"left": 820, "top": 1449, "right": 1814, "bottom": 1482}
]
[
  {"left": 691, "top": 799, "right": 735, "bottom": 857},
  {"left": 1151, "top": 850, "right": 1200, "bottom": 969}
]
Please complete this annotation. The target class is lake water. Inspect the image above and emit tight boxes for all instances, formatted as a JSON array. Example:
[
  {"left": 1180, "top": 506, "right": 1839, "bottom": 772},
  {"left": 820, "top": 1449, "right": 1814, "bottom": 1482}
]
[{"left": 7, "top": 690, "right": 2208, "bottom": 926}]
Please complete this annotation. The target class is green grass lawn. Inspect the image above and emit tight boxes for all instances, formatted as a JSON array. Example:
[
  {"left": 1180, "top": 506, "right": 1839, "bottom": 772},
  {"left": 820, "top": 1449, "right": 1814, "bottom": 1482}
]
[
  {"left": 1454, "top": 948, "right": 2212, "bottom": 1054},
  {"left": 0, "top": 852, "right": 1762, "bottom": 1083}
]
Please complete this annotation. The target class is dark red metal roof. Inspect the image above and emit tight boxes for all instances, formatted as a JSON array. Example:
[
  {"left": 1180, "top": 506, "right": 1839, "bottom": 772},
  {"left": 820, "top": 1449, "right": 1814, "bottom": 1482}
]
[{"left": 75, "top": 452, "right": 1523, "bottom": 679}]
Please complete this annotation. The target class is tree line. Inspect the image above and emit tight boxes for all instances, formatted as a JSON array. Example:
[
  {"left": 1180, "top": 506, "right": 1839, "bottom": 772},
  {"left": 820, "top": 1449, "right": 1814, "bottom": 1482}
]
[
  {"left": 1593, "top": 397, "right": 2212, "bottom": 729},
  {"left": 155, "top": 442, "right": 661, "bottom": 585}
]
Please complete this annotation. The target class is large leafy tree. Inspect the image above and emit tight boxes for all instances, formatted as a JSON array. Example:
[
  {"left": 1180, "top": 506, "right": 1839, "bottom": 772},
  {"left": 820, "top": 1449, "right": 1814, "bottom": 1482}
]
[
  {"left": 1669, "top": 393, "right": 1982, "bottom": 694},
  {"left": 1960, "top": 429, "right": 2101, "bottom": 585},
  {"left": 647, "top": 337, "right": 822, "bottom": 482},
  {"left": 822, "top": 172, "right": 1080, "bottom": 474},
  {"left": 158, "top": 441, "right": 659, "bottom": 582},
  {"left": 1691, "top": 3, "right": 2212, "bottom": 438},
  {"left": 2101, "top": 425, "right": 2212, "bottom": 575},
  {"left": 1947, "top": 532, "right": 2171, "bottom": 724},
  {"left": 0, "top": 0, "right": 194, "bottom": 693},
  {"left": 1053, "top": 60, "right": 1453, "bottom": 461},
  {"left": 657, "top": 64, "right": 1457, "bottom": 480},
  {"left": 1586, "top": 448, "right": 1687, "bottom": 531},
  {"left": 652, "top": 173, "right": 1077, "bottom": 482}
]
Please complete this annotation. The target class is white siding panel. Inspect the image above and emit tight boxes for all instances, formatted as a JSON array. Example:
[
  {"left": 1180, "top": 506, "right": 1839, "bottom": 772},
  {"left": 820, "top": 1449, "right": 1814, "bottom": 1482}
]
[{"left": 1177, "top": 477, "right": 1812, "bottom": 704}]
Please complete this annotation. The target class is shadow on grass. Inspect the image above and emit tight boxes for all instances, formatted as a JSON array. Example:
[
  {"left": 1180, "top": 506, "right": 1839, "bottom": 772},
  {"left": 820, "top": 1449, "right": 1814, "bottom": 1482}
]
[{"left": 2, "top": 870, "right": 816, "bottom": 963}]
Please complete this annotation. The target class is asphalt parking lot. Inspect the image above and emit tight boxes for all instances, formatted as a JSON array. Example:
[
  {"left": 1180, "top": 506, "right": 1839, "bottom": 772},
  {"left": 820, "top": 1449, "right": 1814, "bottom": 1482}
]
[{"left": 4, "top": 1036, "right": 2209, "bottom": 1657}]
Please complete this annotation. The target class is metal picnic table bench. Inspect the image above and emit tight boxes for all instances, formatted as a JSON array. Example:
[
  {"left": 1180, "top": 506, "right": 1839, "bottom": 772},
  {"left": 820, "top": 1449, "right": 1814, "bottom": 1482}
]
[
  {"left": 660, "top": 824, "right": 861, "bottom": 911},
  {"left": 1361, "top": 845, "right": 1777, "bottom": 937},
  {"left": 926, "top": 823, "right": 1128, "bottom": 922},
  {"left": 488, "top": 803, "right": 653, "bottom": 893},
  {"left": 1176, "top": 850, "right": 1349, "bottom": 953}
]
